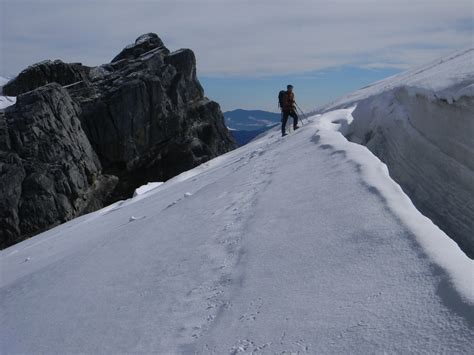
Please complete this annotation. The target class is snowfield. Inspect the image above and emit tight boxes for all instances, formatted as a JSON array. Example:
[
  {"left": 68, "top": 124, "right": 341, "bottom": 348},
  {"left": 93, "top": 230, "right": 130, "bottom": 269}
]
[{"left": 1, "top": 108, "right": 473, "bottom": 353}]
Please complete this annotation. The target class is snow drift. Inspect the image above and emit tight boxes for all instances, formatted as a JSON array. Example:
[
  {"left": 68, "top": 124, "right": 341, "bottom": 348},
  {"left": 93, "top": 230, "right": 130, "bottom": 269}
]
[{"left": 317, "top": 48, "right": 474, "bottom": 258}]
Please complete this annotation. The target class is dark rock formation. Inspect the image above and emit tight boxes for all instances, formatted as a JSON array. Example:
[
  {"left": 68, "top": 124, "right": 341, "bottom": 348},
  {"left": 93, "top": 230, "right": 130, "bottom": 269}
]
[
  {"left": 2, "top": 60, "right": 90, "bottom": 96},
  {"left": 1, "top": 33, "right": 236, "bottom": 248},
  {"left": 68, "top": 34, "right": 236, "bottom": 199},
  {"left": 111, "top": 33, "right": 165, "bottom": 63},
  {"left": 0, "top": 84, "right": 117, "bottom": 248}
]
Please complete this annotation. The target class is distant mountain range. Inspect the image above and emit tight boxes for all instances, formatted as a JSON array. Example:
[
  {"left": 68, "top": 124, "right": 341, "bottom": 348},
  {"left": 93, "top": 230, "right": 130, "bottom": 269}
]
[
  {"left": 224, "top": 109, "right": 280, "bottom": 145},
  {"left": 224, "top": 109, "right": 281, "bottom": 130},
  {"left": 228, "top": 127, "right": 269, "bottom": 146}
]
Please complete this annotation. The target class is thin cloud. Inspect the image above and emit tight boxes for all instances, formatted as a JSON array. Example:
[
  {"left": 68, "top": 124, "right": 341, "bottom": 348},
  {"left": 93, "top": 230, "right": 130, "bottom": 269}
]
[{"left": 1, "top": 0, "right": 472, "bottom": 77}]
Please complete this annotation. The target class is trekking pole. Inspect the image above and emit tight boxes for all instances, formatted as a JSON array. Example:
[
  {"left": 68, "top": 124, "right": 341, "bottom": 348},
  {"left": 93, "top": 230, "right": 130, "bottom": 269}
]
[{"left": 295, "top": 103, "right": 308, "bottom": 124}]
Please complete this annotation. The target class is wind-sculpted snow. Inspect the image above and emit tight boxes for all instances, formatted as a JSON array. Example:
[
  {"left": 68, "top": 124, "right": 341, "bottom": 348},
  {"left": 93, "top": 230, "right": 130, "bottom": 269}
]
[
  {"left": 1, "top": 112, "right": 472, "bottom": 353},
  {"left": 314, "top": 48, "right": 474, "bottom": 258},
  {"left": 315, "top": 108, "right": 474, "bottom": 303},
  {"left": 345, "top": 88, "right": 474, "bottom": 258}
]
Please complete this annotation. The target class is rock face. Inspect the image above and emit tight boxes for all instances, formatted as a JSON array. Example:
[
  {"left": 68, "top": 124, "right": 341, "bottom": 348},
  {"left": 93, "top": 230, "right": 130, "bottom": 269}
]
[
  {"left": 2, "top": 60, "right": 90, "bottom": 96},
  {"left": 1, "top": 33, "right": 236, "bottom": 248},
  {"left": 111, "top": 33, "right": 165, "bottom": 63},
  {"left": 0, "top": 84, "right": 117, "bottom": 248}
]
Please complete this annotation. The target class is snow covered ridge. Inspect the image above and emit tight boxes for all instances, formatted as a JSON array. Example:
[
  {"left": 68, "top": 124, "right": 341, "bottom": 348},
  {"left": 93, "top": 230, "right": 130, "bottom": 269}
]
[
  {"left": 1, "top": 55, "right": 474, "bottom": 352},
  {"left": 315, "top": 48, "right": 474, "bottom": 258},
  {"left": 1, "top": 113, "right": 472, "bottom": 352}
]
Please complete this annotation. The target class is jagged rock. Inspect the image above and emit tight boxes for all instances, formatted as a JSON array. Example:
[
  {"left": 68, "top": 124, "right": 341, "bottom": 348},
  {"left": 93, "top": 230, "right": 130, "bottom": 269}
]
[
  {"left": 1, "top": 33, "right": 236, "bottom": 248},
  {"left": 68, "top": 33, "right": 236, "bottom": 199},
  {"left": 0, "top": 84, "right": 117, "bottom": 248},
  {"left": 111, "top": 33, "right": 166, "bottom": 63},
  {"left": 2, "top": 59, "right": 90, "bottom": 96}
]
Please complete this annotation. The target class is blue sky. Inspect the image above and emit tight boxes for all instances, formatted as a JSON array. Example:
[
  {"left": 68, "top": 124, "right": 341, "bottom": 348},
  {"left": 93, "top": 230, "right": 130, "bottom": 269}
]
[
  {"left": 200, "top": 67, "right": 400, "bottom": 112},
  {"left": 1, "top": 0, "right": 472, "bottom": 111}
]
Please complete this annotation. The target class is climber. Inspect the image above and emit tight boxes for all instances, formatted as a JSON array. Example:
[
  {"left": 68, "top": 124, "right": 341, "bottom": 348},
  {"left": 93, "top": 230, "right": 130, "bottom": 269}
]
[{"left": 278, "top": 85, "right": 299, "bottom": 137}]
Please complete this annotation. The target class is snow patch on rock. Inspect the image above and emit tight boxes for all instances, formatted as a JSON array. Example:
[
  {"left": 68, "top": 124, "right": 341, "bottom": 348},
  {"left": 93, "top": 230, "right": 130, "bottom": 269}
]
[
  {"left": 133, "top": 182, "right": 164, "bottom": 197},
  {"left": 0, "top": 76, "right": 16, "bottom": 110},
  {"left": 0, "top": 95, "right": 16, "bottom": 110}
]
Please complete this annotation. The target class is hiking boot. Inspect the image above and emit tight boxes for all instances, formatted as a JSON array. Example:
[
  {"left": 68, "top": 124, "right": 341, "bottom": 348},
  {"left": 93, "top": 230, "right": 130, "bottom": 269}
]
[
  {"left": 294, "top": 125, "right": 300, "bottom": 130},
  {"left": 282, "top": 133, "right": 288, "bottom": 137}
]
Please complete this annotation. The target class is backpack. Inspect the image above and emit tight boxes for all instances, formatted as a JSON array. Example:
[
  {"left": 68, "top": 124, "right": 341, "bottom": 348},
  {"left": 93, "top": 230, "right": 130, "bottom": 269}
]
[{"left": 278, "top": 90, "right": 287, "bottom": 109}]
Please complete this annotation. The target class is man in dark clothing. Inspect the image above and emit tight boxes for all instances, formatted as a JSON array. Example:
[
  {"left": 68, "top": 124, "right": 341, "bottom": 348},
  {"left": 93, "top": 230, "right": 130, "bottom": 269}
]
[{"left": 281, "top": 85, "right": 299, "bottom": 136}]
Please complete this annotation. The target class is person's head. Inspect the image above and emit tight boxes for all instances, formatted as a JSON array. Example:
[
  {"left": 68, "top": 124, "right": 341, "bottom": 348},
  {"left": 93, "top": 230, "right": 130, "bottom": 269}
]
[{"left": 287, "top": 84, "right": 293, "bottom": 92}]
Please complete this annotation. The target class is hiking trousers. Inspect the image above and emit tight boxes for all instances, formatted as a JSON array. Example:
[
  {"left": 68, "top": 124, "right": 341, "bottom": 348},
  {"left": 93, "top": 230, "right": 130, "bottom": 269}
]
[{"left": 281, "top": 110, "right": 298, "bottom": 135}]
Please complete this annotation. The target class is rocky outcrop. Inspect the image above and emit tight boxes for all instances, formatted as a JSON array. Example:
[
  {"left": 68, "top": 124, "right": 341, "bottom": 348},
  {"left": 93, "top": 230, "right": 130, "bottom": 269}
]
[
  {"left": 2, "top": 60, "right": 90, "bottom": 96},
  {"left": 68, "top": 33, "right": 236, "bottom": 199},
  {"left": 0, "top": 84, "right": 117, "bottom": 248},
  {"left": 1, "top": 33, "right": 236, "bottom": 248},
  {"left": 111, "top": 33, "right": 165, "bottom": 63}
]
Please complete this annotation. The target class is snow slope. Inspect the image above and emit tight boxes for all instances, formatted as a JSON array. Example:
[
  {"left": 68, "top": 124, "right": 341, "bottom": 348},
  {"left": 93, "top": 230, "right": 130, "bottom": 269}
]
[
  {"left": 315, "top": 48, "right": 474, "bottom": 258},
  {"left": 1, "top": 110, "right": 473, "bottom": 353}
]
